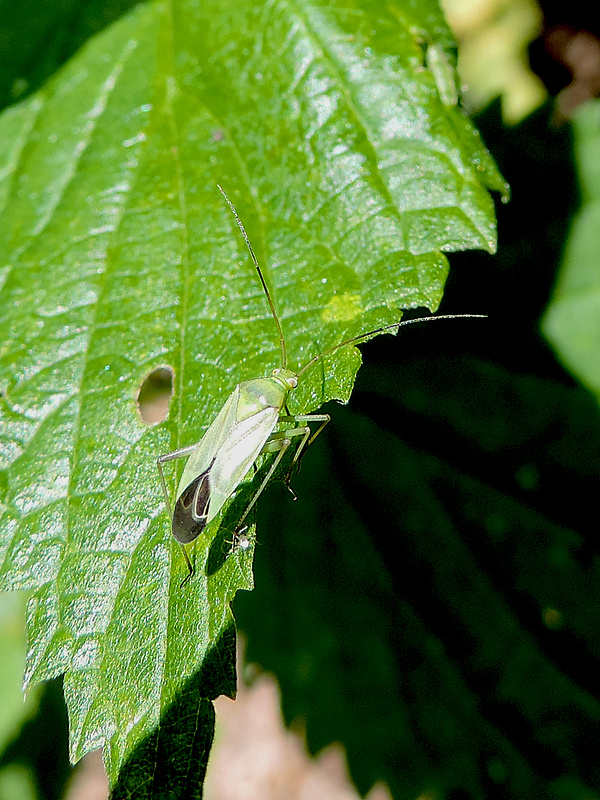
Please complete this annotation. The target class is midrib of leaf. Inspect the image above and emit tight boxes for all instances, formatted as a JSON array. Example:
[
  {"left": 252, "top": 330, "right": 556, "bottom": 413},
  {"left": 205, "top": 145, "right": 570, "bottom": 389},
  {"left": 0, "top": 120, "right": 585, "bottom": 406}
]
[
  {"left": 156, "top": 12, "right": 200, "bottom": 755},
  {"left": 61, "top": 38, "right": 153, "bottom": 573},
  {"left": 33, "top": 46, "right": 140, "bottom": 243},
  {"left": 163, "top": 8, "right": 193, "bottom": 461}
]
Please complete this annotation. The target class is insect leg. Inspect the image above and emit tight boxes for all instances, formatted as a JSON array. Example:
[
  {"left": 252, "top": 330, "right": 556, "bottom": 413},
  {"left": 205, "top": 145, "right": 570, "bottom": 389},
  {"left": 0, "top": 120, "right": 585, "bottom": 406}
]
[
  {"left": 157, "top": 446, "right": 198, "bottom": 580},
  {"left": 261, "top": 424, "right": 311, "bottom": 501},
  {"left": 232, "top": 418, "right": 330, "bottom": 542},
  {"left": 261, "top": 426, "right": 310, "bottom": 453},
  {"left": 278, "top": 414, "right": 331, "bottom": 463},
  {"left": 222, "top": 524, "right": 255, "bottom": 556},
  {"left": 157, "top": 445, "right": 198, "bottom": 513},
  {"left": 235, "top": 436, "right": 293, "bottom": 531},
  {"left": 272, "top": 414, "right": 331, "bottom": 498}
]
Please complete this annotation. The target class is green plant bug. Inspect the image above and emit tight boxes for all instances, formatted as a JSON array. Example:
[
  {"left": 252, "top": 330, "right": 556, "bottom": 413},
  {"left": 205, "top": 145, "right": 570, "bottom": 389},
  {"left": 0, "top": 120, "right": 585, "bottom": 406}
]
[{"left": 157, "top": 186, "right": 485, "bottom": 579}]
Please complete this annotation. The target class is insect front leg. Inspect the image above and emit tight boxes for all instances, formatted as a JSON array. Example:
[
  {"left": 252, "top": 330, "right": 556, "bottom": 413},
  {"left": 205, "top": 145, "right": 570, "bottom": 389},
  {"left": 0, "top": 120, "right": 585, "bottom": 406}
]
[
  {"left": 270, "top": 414, "right": 330, "bottom": 500},
  {"left": 157, "top": 445, "right": 198, "bottom": 579},
  {"left": 238, "top": 414, "right": 330, "bottom": 519},
  {"left": 278, "top": 413, "right": 330, "bottom": 465}
]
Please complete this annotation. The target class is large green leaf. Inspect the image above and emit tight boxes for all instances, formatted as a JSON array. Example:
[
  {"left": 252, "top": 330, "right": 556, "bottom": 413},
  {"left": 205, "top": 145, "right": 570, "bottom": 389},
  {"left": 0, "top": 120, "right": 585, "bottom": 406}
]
[{"left": 0, "top": 0, "right": 504, "bottom": 788}]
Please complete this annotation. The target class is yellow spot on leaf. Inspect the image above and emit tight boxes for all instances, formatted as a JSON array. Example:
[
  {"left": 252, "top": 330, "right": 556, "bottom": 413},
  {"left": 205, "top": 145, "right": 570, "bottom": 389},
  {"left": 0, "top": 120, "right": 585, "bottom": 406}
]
[{"left": 322, "top": 293, "right": 363, "bottom": 323}]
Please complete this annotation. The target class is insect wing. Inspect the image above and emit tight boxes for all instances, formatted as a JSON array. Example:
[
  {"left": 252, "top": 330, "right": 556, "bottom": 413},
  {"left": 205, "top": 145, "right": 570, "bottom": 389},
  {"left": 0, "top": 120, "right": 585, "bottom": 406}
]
[
  {"left": 170, "top": 389, "right": 241, "bottom": 543},
  {"left": 172, "top": 462, "right": 213, "bottom": 544},
  {"left": 206, "top": 404, "right": 279, "bottom": 523},
  {"left": 175, "top": 385, "right": 241, "bottom": 500},
  {"left": 172, "top": 379, "right": 282, "bottom": 542}
]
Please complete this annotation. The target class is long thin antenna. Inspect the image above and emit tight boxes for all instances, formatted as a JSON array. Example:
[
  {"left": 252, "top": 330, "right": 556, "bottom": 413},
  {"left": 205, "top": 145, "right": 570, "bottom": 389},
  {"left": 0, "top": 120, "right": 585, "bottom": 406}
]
[
  {"left": 217, "top": 185, "right": 287, "bottom": 369},
  {"left": 296, "top": 314, "right": 487, "bottom": 377}
]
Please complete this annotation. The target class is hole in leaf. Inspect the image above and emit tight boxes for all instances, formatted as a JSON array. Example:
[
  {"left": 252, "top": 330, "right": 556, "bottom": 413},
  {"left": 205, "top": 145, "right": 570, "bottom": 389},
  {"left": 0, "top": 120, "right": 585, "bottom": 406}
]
[{"left": 137, "top": 366, "right": 174, "bottom": 425}]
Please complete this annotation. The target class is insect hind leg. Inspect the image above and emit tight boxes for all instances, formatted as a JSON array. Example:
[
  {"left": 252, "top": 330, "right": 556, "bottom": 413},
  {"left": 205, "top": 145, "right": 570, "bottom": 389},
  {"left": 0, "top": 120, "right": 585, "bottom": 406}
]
[
  {"left": 157, "top": 445, "right": 198, "bottom": 515},
  {"left": 157, "top": 445, "right": 198, "bottom": 581},
  {"left": 229, "top": 414, "right": 331, "bottom": 548},
  {"left": 235, "top": 436, "right": 294, "bottom": 531}
]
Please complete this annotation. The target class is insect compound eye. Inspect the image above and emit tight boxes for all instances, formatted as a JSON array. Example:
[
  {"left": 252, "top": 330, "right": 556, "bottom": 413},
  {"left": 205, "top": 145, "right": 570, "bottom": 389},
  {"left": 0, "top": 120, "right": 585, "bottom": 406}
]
[
  {"left": 288, "top": 376, "right": 298, "bottom": 389},
  {"left": 272, "top": 368, "right": 281, "bottom": 376}
]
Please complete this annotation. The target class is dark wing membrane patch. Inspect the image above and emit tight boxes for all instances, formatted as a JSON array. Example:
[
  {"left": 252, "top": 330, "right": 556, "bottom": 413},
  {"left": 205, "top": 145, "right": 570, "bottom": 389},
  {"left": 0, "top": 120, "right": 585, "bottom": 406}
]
[{"left": 171, "top": 459, "right": 215, "bottom": 544}]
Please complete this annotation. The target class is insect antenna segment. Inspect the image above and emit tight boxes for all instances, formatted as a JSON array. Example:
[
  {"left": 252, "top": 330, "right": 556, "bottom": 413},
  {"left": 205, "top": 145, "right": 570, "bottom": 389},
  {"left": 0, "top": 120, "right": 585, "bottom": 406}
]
[
  {"left": 217, "top": 184, "right": 287, "bottom": 370},
  {"left": 296, "top": 314, "right": 487, "bottom": 377}
]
